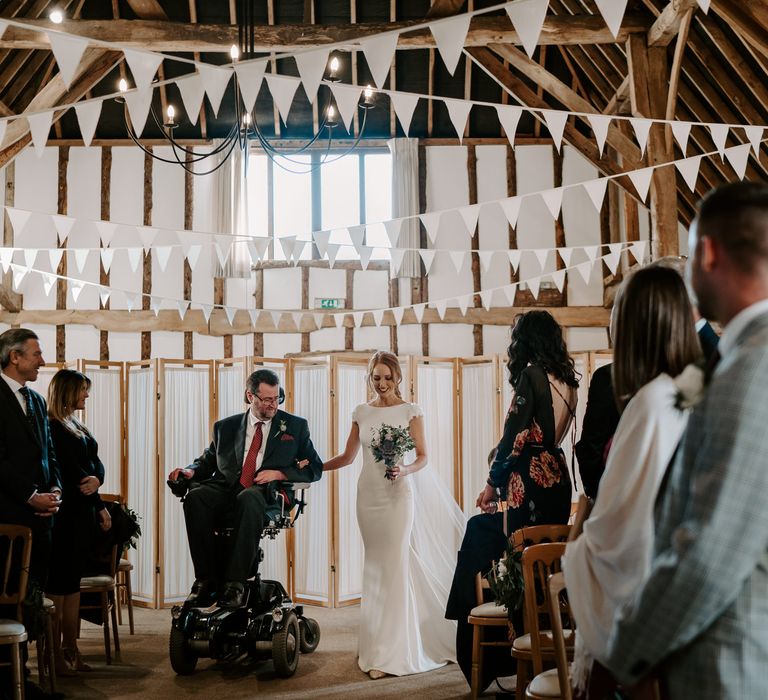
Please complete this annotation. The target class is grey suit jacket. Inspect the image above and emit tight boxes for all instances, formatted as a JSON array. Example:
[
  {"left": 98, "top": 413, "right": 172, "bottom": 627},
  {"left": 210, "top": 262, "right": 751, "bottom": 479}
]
[{"left": 605, "top": 311, "right": 768, "bottom": 699}]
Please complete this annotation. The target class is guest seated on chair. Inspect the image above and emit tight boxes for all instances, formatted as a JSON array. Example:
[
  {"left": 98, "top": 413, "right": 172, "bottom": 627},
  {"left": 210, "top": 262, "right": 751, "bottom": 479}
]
[{"left": 168, "top": 369, "right": 323, "bottom": 609}]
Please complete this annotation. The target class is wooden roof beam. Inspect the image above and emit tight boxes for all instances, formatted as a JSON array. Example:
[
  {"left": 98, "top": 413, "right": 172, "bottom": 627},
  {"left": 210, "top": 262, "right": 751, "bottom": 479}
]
[
  {"left": 648, "top": 0, "right": 698, "bottom": 47},
  {"left": 711, "top": 0, "right": 768, "bottom": 63},
  {"left": 0, "top": 15, "right": 653, "bottom": 52}
]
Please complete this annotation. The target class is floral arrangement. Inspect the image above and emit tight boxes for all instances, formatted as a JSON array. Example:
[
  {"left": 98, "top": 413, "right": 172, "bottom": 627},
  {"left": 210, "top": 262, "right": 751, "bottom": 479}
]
[
  {"left": 485, "top": 541, "right": 525, "bottom": 614},
  {"left": 369, "top": 424, "right": 415, "bottom": 481},
  {"left": 674, "top": 364, "right": 707, "bottom": 410},
  {"left": 123, "top": 505, "right": 142, "bottom": 550}
]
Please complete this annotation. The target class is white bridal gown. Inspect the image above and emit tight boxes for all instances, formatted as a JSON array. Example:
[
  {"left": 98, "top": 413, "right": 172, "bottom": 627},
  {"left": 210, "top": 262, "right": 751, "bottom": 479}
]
[{"left": 353, "top": 401, "right": 465, "bottom": 676}]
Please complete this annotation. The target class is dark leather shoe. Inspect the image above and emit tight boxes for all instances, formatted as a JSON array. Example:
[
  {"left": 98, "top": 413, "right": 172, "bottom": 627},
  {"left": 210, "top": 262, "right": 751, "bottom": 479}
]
[
  {"left": 218, "top": 581, "right": 246, "bottom": 608},
  {"left": 186, "top": 578, "right": 212, "bottom": 606}
]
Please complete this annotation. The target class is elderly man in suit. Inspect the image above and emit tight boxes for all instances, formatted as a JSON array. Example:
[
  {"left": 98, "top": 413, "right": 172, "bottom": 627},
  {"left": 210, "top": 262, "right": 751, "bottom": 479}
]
[
  {"left": 605, "top": 181, "right": 768, "bottom": 698},
  {"left": 169, "top": 368, "right": 323, "bottom": 609}
]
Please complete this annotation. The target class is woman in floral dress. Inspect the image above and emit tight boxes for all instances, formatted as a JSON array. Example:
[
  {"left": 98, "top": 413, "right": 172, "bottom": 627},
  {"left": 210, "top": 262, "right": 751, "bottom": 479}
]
[{"left": 446, "top": 310, "right": 579, "bottom": 691}]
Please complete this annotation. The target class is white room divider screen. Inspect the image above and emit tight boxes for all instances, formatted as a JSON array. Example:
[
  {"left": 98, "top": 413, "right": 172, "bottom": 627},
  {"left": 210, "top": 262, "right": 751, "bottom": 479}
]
[
  {"left": 158, "top": 360, "right": 214, "bottom": 606},
  {"left": 215, "top": 358, "right": 248, "bottom": 421},
  {"left": 126, "top": 361, "right": 157, "bottom": 606}
]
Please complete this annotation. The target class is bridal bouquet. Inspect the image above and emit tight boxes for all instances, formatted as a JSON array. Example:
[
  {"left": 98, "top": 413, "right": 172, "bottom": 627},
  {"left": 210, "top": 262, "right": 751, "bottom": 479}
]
[
  {"left": 485, "top": 542, "right": 525, "bottom": 615},
  {"left": 370, "top": 424, "right": 415, "bottom": 482}
]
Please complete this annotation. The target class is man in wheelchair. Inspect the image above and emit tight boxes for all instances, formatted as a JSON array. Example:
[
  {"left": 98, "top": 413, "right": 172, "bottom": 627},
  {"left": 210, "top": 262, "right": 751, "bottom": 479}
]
[{"left": 168, "top": 368, "right": 323, "bottom": 609}]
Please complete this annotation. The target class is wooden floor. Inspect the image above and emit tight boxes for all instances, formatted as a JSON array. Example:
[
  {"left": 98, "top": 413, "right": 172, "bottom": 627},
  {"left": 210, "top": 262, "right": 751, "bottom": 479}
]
[{"left": 39, "top": 604, "right": 477, "bottom": 699}]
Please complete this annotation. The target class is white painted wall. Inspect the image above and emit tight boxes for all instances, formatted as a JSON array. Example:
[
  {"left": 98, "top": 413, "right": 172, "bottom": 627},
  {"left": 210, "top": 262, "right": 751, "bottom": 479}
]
[{"left": 4, "top": 143, "right": 624, "bottom": 362}]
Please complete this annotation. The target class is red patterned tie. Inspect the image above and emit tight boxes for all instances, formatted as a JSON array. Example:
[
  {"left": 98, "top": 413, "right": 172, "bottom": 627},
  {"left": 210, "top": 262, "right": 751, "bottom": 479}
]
[{"left": 240, "top": 421, "right": 264, "bottom": 489}]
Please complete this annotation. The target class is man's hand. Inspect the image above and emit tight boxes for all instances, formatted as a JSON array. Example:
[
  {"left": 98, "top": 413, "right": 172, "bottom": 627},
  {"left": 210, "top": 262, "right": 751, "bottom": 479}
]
[
  {"left": 476, "top": 484, "right": 498, "bottom": 513},
  {"left": 98, "top": 508, "right": 112, "bottom": 531},
  {"left": 79, "top": 475, "right": 100, "bottom": 496},
  {"left": 253, "top": 469, "right": 287, "bottom": 485},
  {"left": 168, "top": 467, "right": 193, "bottom": 482},
  {"left": 30, "top": 492, "right": 61, "bottom": 517}
]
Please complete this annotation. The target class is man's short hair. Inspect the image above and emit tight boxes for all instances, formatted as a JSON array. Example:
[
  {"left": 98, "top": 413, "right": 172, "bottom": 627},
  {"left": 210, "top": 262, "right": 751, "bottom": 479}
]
[
  {"left": 697, "top": 181, "right": 768, "bottom": 273},
  {"left": 246, "top": 368, "right": 280, "bottom": 396},
  {"left": 0, "top": 328, "right": 39, "bottom": 369}
]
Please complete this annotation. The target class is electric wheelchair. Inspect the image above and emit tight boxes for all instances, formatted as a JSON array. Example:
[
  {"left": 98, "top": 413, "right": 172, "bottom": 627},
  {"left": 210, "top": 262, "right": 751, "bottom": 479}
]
[{"left": 166, "top": 476, "right": 320, "bottom": 678}]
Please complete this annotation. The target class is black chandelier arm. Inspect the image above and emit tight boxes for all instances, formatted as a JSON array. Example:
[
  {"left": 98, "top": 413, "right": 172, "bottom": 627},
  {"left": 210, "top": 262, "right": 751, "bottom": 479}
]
[
  {"left": 147, "top": 106, "right": 239, "bottom": 159},
  {"left": 168, "top": 136, "right": 242, "bottom": 175}
]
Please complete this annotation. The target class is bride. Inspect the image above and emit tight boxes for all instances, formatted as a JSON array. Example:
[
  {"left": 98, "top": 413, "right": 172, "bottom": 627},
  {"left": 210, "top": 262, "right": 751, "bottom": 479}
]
[{"left": 324, "top": 350, "right": 466, "bottom": 679}]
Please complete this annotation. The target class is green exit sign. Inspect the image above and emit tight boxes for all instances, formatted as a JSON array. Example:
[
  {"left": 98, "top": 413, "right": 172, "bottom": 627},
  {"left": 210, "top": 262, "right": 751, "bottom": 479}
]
[{"left": 316, "top": 298, "right": 346, "bottom": 309}]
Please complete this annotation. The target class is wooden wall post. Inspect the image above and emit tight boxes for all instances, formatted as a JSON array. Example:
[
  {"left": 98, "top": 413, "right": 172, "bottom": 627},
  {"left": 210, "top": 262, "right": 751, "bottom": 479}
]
[
  {"left": 345, "top": 269, "right": 354, "bottom": 350},
  {"left": 56, "top": 146, "right": 69, "bottom": 362},
  {"left": 99, "top": 147, "right": 111, "bottom": 360},
  {"left": 416, "top": 143, "right": 429, "bottom": 356},
  {"left": 253, "top": 268, "right": 264, "bottom": 356},
  {"left": 506, "top": 146, "right": 519, "bottom": 295},
  {"left": 141, "top": 148, "right": 152, "bottom": 360},
  {"left": 1, "top": 161, "right": 22, "bottom": 316},
  {"left": 183, "top": 152, "right": 193, "bottom": 360},
  {"left": 552, "top": 146, "right": 568, "bottom": 305},
  {"left": 467, "top": 145, "right": 482, "bottom": 356},
  {"left": 301, "top": 265, "right": 310, "bottom": 352}
]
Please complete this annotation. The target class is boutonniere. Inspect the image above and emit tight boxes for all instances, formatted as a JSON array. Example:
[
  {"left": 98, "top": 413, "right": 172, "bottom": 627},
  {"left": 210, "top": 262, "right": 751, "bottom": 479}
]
[
  {"left": 279, "top": 420, "right": 287, "bottom": 433},
  {"left": 674, "top": 364, "right": 707, "bottom": 410}
]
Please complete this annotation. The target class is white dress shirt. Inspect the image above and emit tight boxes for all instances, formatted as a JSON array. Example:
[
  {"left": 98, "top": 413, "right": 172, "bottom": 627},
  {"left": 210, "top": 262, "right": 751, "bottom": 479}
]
[
  {"left": 1, "top": 371, "right": 27, "bottom": 414},
  {"left": 243, "top": 411, "right": 272, "bottom": 472},
  {"left": 717, "top": 298, "right": 768, "bottom": 360}
]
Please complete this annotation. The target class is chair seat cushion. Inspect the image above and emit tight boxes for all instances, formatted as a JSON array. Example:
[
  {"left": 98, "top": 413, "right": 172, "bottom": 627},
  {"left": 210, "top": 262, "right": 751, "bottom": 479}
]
[
  {"left": 513, "top": 630, "right": 575, "bottom": 651},
  {"left": 0, "top": 619, "right": 27, "bottom": 642},
  {"left": 527, "top": 668, "right": 561, "bottom": 698},
  {"left": 118, "top": 558, "right": 133, "bottom": 571},
  {"left": 80, "top": 575, "right": 115, "bottom": 589},
  {"left": 469, "top": 601, "right": 508, "bottom": 618}
]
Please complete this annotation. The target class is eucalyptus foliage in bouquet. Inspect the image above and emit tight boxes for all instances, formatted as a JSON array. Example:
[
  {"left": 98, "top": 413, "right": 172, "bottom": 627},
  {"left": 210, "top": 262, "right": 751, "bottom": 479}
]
[
  {"left": 485, "top": 541, "right": 525, "bottom": 614},
  {"left": 370, "top": 423, "right": 415, "bottom": 482}
]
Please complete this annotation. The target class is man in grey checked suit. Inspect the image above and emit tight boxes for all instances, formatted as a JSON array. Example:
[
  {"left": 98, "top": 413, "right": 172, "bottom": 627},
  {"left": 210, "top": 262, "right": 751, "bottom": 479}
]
[{"left": 605, "top": 181, "right": 768, "bottom": 698}]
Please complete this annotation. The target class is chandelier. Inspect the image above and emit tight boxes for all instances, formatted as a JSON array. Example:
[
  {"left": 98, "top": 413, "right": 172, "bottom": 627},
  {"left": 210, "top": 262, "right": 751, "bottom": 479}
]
[{"left": 117, "top": 0, "right": 375, "bottom": 176}]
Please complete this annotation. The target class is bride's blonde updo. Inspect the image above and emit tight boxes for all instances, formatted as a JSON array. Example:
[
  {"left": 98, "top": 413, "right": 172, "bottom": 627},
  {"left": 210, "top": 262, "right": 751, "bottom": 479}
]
[{"left": 367, "top": 351, "right": 403, "bottom": 399}]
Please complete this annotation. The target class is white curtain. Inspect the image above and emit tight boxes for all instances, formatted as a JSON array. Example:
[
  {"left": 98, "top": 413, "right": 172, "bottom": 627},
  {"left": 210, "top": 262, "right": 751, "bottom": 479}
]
[
  {"left": 292, "top": 364, "right": 330, "bottom": 603},
  {"left": 399, "top": 358, "right": 413, "bottom": 402},
  {"left": 217, "top": 361, "right": 247, "bottom": 420},
  {"left": 161, "top": 365, "right": 211, "bottom": 604},
  {"left": 460, "top": 363, "right": 497, "bottom": 518},
  {"left": 388, "top": 138, "right": 420, "bottom": 278},
  {"left": 82, "top": 366, "right": 122, "bottom": 496},
  {"left": 335, "top": 362, "right": 367, "bottom": 602},
  {"left": 415, "top": 362, "right": 457, "bottom": 498},
  {"left": 126, "top": 365, "right": 157, "bottom": 605},
  {"left": 564, "top": 353, "right": 589, "bottom": 498},
  {"left": 29, "top": 366, "right": 59, "bottom": 405},
  {"left": 211, "top": 140, "right": 251, "bottom": 278}
]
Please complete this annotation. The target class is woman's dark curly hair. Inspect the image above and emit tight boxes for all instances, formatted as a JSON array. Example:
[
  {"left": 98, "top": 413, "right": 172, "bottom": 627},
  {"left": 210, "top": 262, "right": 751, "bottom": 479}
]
[{"left": 506, "top": 310, "right": 579, "bottom": 388}]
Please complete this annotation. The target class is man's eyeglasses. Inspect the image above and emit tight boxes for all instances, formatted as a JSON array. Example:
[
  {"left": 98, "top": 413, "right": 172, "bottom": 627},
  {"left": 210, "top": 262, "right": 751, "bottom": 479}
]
[{"left": 253, "top": 394, "right": 279, "bottom": 406}]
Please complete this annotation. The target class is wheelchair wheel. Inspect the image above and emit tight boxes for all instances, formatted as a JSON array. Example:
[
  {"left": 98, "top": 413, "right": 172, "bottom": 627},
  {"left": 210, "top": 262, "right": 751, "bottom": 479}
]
[
  {"left": 299, "top": 617, "right": 320, "bottom": 653},
  {"left": 272, "top": 612, "right": 300, "bottom": 677},
  {"left": 169, "top": 626, "right": 198, "bottom": 675}
]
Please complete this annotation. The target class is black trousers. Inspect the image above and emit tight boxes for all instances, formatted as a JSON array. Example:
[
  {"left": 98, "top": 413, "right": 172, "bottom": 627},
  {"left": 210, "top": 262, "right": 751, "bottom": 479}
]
[{"left": 183, "top": 481, "right": 270, "bottom": 584}]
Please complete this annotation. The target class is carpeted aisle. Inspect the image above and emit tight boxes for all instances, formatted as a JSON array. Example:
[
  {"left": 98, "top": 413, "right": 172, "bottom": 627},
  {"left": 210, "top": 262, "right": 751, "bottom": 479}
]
[{"left": 44, "top": 605, "right": 476, "bottom": 699}]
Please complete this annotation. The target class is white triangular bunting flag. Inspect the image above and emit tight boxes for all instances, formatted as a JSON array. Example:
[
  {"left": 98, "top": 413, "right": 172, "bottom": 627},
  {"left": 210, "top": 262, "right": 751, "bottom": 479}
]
[
  {"left": 0, "top": 120, "right": 7, "bottom": 146},
  {"left": 373, "top": 309, "right": 385, "bottom": 327},
  {"left": 291, "top": 312, "right": 303, "bottom": 330},
  {"left": 295, "top": 48, "right": 330, "bottom": 104},
  {"left": 127, "top": 247, "right": 142, "bottom": 273},
  {"left": 420, "top": 212, "right": 442, "bottom": 244},
  {"left": 200, "top": 303, "right": 213, "bottom": 323},
  {"left": 594, "top": 0, "right": 628, "bottom": 39},
  {"left": 551, "top": 269, "right": 566, "bottom": 292},
  {"left": 541, "top": 110, "right": 568, "bottom": 152},
  {"left": 558, "top": 247, "right": 573, "bottom": 266},
  {"left": 583, "top": 178, "right": 608, "bottom": 211},
  {"left": 540, "top": 187, "right": 564, "bottom": 219},
  {"left": 99, "top": 289, "right": 111, "bottom": 307},
  {"left": 124, "top": 86, "right": 154, "bottom": 136},
  {"left": 628, "top": 166, "right": 654, "bottom": 202},
  {"left": 603, "top": 247, "right": 621, "bottom": 274},
  {"left": 496, "top": 105, "right": 523, "bottom": 147},
  {"left": 234, "top": 60, "right": 267, "bottom": 113},
  {"left": 630, "top": 118, "right": 652, "bottom": 156},
  {"left": 42, "top": 272, "right": 56, "bottom": 296},
  {"left": 73, "top": 248, "right": 89, "bottom": 273},
  {"left": 506, "top": 0, "right": 549, "bottom": 58},
  {"left": 527, "top": 276, "right": 541, "bottom": 300},
  {"left": 224, "top": 306, "right": 237, "bottom": 326},
  {"left": 384, "top": 219, "right": 403, "bottom": 247},
  {"left": 245, "top": 308, "right": 257, "bottom": 327},
  {"left": 359, "top": 246, "right": 374, "bottom": 270},
  {"left": 724, "top": 143, "right": 751, "bottom": 180},
  {"left": 360, "top": 31, "right": 399, "bottom": 88},
  {"left": 348, "top": 225, "right": 366, "bottom": 249},
  {"left": 198, "top": 64, "right": 233, "bottom": 117},
  {"left": 449, "top": 250, "right": 466, "bottom": 274},
  {"left": 412, "top": 303, "right": 426, "bottom": 323},
  {"left": 313, "top": 230, "right": 331, "bottom": 257},
  {"left": 155, "top": 246, "right": 173, "bottom": 272},
  {"left": 389, "top": 247, "right": 405, "bottom": 276},
  {"left": 444, "top": 98, "right": 472, "bottom": 142},
  {"left": 48, "top": 31, "right": 89, "bottom": 88},
  {"left": 270, "top": 310, "right": 282, "bottom": 328},
  {"left": 214, "top": 237, "right": 232, "bottom": 267},
  {"left": 48, "top": 248, "right": 64, "bottom": 271},
  {"left": 28, "top": 111, "right": 54, "bottom": 157},
  {"left": 479, "top": 289, "right": 492, "bottom": 310},
  {"left": 429, "top": 14, "right": 471, "bottom": 75},
  {"left": 352, "top": 311, "right": 364, "bottom": 328},
  {"left": 499, "top": 196, "right": 523, "bottom": 228},
  {"left": 671, "top": 120, "right": 692, "bottom": 155},
  {"left": 587, "top": 114, "right": 611, "bottom": 156},
  {"left": 333, "top": 312, "right": 344, "bottom": 328},
  {"left": 277, "top": 235, "right": 295, "bottom": 263},
  {"left": 532, "top": 248, "right": 549, "bottom": 271},
  {"left": 150, "top": 296, "right": 162, "bottom": 316},
  {"left": 478, "top": 250, "right": 494, "bottom": 273},
  {"left": 176, "top": 74, "right": 206, "bottom": 126},
  {"left": 508, "top": 249, "right": 521, "bottom": 271},
  {"left": 7, "top": 208, "right": 32, "bottom": 238},
  {"left": 457, "top": 294, "right": 470, "bottom": 315},
  {"left": 697, "top": 0, "right": 710, "bottom": 12},
  {"left": 326, "top": 243, "right": 340, "bottom": 268},
  {"left": 23, "top": 249, "right": 37, "bottom": 268},
  {"left": 0, "top": 249, "right": 12, "bottom": 273},
  {"left": 294, "top": 240, "right": 307, "bottom": 262},
  {"left": 458, "top": 204, "right": 480, "bottom": 236},
  {"left": 743, "top": 126, "right": 763, "bottom": 157},
  {"left": 125, "top": 293, "right": 140, "bottom": 313},
  {"left": 177, "top": 300, "right": 189, "bottom": 320},
  {"left": 419, "top": 249, "right": 436, "bottom": 274},
  {"left": 100, "top": 248, "right": 115, "bottom": 273},
  {"left": 265, "top": 75, "right": 300, "bottom": 124},
  {"left": 247, "top": 238, "right": 270, "bottom": 264},
  {"left": 573, "top": 260, "right": 593, "bottom": 284},
  {"left": 51, "top": 214, "right": 76, "bottom": 245},
  {"left": 94, "top": 220, "right": 117, "bottom": 247},
  {"left": 392, "top": 306, "right": 405, "bottom": 326},
  {"left": 503, "top": 284, "right": 517, "bottom": 305},
  {"left": 185, "top": 244, "right": 202, "bottom": 270},
  {"left": 70, "top": 280, "right": 84, "bottom": 302},
  {"left": 675, "top": 155, "right": 702, "bottom": 192},
  {"left": 330, "top": 82, "right": 362, "bottom": 132},
  {"left": 629, "top": 240, "right": 647, "bottom": 264},
  {"left": 72, "top": 99, "right": 102, "bottom": 147},
  {"left": 0, "top": 21, "right": 7, "bottom": 41},
  {"left": 137, "top": 226, "right": 157, "bottom": 251},
  {"left": 390, "top": 92, "right": 420, "bottom": 135},
  {"left": 123, "top": 48, "right": 163, "bottom": 90},
  {"left": 583, "top": 245, "right": 599, "bottom": 262},
  {"left": 709, "top": 123, "right": 729, "bottom": 158}
]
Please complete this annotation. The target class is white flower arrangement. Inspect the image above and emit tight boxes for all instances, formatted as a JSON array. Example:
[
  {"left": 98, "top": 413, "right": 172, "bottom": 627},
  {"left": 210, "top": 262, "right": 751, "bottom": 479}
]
[{"left": 674, "top": 364, "right": 707, "bottom": 410}]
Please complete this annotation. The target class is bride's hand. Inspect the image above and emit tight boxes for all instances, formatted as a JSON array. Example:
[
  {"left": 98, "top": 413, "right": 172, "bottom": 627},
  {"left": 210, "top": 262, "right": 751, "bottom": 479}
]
[{"left": 387, "top": 463, "right": 408, "bottom": 481}]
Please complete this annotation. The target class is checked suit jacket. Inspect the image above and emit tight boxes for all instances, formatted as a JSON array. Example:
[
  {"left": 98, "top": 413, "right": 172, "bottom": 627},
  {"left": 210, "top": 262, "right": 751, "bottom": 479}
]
[{"left": 605, "top": 311, "right": 768, "bottom": 699}]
